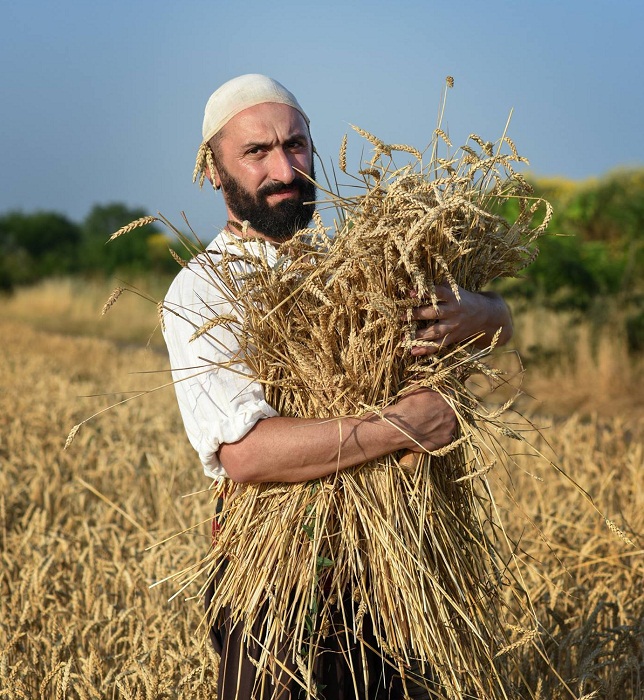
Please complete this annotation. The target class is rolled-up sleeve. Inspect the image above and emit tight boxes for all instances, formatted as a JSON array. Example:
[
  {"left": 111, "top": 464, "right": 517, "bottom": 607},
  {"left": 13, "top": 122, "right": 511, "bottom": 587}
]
[{"left": 162, "top": 242, "right": 278, "bottom": 479}]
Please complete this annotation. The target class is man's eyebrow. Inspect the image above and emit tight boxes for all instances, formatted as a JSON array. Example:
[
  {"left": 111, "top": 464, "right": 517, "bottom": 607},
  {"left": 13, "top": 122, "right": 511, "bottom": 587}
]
[
  {"left": 240, "top": 132, "right": 309, "bottom": 150},
  {"left": 284, "top": 131, "right": 309, "bottom": 142},
  {"left": 240, "top": 140, "right": 271, "bottom": 150}
]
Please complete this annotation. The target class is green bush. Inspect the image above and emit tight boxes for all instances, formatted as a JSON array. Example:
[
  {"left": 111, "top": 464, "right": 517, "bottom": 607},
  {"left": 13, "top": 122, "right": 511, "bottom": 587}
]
[
  {"left": 0, "top": 211, "right": 81, "bottom": 289},
  {"left": 0, "top": 204, "right": 184, "bottom": 291},
  {"left": 498, "top": 169, "right": 644, "bottom": 313}
]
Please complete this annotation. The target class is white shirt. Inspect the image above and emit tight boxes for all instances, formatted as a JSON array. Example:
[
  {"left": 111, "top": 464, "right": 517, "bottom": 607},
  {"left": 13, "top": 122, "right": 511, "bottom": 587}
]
[{"left": 162, "top": 230, "right": 279, "bottom": 479}]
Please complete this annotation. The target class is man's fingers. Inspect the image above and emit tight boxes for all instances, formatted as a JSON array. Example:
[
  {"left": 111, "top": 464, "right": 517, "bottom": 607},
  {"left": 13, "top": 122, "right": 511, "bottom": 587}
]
[
  {"left": 410, "top": 305, "right": 441, "bottom": 322},
  {"left": 410, "top": 343, "right": 440, "bottom": 357},
  {"left": 415, "top": 324, "right": 438, "bottom": 341},
  {"left": 409, "top": 321, "right": 454, "bottom": 356}
]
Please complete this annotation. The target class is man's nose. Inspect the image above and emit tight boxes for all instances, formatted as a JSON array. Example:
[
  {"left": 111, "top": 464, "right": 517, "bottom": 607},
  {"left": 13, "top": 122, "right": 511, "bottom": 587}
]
[{"left": 268, "top": 148, "right": 296, "bottom": 184}]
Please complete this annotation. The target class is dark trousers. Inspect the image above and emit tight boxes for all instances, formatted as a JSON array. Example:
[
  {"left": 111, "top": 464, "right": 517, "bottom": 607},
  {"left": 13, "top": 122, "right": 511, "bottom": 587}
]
[
  {"left": 205, "top": 575, "right": 437, "bottom": 700},
  {"left": 206, "top": 496, "right": 435, "bottom": 700}
]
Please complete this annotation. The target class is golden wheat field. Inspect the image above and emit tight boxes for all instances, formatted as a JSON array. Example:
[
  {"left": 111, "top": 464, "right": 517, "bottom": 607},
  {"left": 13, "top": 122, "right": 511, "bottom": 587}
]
[{"left": 0, "top": 279, "right": 642, "bottom": 699}]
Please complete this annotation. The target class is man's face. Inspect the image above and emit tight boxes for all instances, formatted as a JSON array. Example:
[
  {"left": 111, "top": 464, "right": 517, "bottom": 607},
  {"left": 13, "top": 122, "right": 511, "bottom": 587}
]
[{"left": 211, "top": 103, "right": 316, "bottom": 242}]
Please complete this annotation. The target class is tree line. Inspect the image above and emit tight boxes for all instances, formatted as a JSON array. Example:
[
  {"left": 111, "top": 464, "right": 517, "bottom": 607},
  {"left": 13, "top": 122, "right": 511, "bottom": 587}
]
[
  {"left": 501, "top": 168, "right": 643, "bottom": 307},
  {"left": 0, "top": 203, "right": 177, "bottom": 291},
  {"left": 501, "top": 168, "right": 644, "bottom": 351},
  {"left": 1, "top": 170, "right": 642, "bottom": 348}
]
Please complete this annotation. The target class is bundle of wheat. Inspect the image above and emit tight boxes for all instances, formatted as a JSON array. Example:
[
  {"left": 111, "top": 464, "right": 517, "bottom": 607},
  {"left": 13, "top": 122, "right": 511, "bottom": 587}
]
[{"left": 153, "top": 100, "right": 553, "bottom": 698}]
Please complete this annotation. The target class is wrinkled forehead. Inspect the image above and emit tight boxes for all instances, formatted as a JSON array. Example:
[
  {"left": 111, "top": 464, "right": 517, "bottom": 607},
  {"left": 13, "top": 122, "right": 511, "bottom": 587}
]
[{"left": 219, "top": 103, "right": 311, "bottom": 147}]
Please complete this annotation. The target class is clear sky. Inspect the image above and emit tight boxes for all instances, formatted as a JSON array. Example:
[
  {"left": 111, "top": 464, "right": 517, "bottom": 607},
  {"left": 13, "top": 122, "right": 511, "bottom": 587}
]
[{"left": 1, "top": 0, "right": 643, "bottom": 238}]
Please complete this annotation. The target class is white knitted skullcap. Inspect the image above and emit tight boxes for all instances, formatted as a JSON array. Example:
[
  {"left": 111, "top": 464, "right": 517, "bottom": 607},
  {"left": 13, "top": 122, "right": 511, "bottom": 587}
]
[{"left": 201, "top": 74, "right": 310, "bottom": 143}]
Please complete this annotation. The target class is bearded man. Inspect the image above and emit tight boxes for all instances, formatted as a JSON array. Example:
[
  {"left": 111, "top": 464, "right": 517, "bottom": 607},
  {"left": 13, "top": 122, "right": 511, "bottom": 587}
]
[{"left": 162, "top": 74, "right": 513, "bottom": 699}]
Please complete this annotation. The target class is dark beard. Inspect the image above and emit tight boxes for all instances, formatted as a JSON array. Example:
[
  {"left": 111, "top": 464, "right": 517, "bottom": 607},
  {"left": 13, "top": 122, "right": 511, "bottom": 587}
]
[{"left": 218, "top": 162, "right": 316, "bottom": 241}]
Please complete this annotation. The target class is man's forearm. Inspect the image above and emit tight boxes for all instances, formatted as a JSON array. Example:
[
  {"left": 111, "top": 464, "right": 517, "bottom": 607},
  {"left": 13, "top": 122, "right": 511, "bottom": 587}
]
[
  {"left": 219, "top": 414, "right": 402, "bottom": 483},
  {"left": 218, "top": 388, "right": 456, "bottom": 483}
]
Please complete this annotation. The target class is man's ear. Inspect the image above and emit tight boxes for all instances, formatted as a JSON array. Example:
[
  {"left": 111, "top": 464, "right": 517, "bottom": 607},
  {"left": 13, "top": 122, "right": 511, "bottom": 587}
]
[{"left": 204, "top": 166, "right": 221, "bottom": 191}]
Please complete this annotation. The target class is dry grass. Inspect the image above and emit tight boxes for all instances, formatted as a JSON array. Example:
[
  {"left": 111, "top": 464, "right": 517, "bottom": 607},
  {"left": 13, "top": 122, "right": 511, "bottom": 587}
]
[
  {"left": 512, "top": 306, "right": 644, "bottom": 418},
  {"left": 0, "top": 302, "right": 642, "bottom": 697},
  {"left": 2, "top": 120, "right": 643, "bottom": 694},
  {"left": 0, "top": 318, "right": 218, "bottom": 698},
  {"left": 493, "top": 413, "right": 644, "bottom": 698},
  {"left": 0, "top": 276, "right": 170, "bottom": 347}
]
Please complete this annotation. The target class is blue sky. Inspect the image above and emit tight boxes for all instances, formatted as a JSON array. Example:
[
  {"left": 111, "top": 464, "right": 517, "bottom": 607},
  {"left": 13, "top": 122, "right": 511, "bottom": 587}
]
[{"left": 1, "top": 0, "right": 643, "bottom": 238}]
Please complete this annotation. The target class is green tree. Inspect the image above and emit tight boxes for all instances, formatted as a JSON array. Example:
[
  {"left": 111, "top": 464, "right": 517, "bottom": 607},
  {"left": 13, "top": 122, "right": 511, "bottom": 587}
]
[
  {"left": 562, "top": 169, "right": 644, "bottom": 244},
  {"left": 498, "top": 170, "right": 643, "bottom": 312},
  {"left": 80, "top": 203, "right": 161, "bottom": 275},
  {"left": 0, "top": 211, "right": 81, "bottom": 288},
  {"left": 559, "top": 170, "right": 644, "bottom": 291}
]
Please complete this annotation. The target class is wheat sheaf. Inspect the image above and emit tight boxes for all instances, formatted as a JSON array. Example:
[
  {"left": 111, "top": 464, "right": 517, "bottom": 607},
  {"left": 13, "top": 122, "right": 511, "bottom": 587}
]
[{"left": 154, "top": 107, "right": 552, "bottom": 698}]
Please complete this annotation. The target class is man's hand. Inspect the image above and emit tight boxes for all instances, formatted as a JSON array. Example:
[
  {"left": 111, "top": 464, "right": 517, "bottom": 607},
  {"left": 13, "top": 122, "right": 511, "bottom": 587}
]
[
  {"left": 384, "top": 387, "right": 457, "bottom": 453},
  {"left": 408, "top": 284, "right": 513, "bottom": 356}
]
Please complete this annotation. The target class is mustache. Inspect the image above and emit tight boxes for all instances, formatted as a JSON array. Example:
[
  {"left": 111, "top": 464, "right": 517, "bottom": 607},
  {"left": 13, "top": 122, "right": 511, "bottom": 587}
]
[{"left": 258, "top": 176, "right": 312, "bottom": 198}]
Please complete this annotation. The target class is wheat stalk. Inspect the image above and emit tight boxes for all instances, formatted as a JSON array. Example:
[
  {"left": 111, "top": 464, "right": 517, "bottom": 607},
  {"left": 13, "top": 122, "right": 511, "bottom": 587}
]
[{"left": 107, "top": 216, "right": 157, "bottom": 242}]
